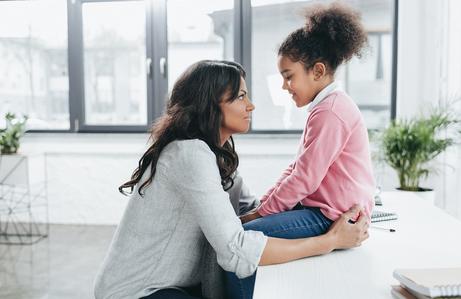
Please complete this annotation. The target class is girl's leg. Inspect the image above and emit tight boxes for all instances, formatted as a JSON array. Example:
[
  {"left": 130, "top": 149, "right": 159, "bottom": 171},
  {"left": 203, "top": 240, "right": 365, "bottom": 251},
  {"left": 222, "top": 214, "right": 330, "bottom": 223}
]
[
  {"left": 243, "top": 206, "right": 332, "bottom": 239},
  {"left": 225, "top": 206, "right": 332, "bottom": 299}
]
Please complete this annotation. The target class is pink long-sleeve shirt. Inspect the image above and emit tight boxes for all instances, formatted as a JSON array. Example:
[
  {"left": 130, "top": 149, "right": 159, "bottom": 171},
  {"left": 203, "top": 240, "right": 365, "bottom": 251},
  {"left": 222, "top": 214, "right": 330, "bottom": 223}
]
[{"left": 257, "top": 89, "right": 375, "bottom": 221}]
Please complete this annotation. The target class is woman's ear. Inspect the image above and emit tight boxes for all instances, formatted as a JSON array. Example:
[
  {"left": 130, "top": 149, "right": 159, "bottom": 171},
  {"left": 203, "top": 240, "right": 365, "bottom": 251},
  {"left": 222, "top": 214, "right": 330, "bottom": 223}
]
[{"left": 312, "top": 62, "right": 327, "bottom": 80}]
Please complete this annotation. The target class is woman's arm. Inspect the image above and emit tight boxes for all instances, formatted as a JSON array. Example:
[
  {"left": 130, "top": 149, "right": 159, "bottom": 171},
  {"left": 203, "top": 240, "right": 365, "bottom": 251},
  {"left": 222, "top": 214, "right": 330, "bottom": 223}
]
[
  {"left": 234, "top": 173, "right": 261, "bottom": 215},
  {"left": 259, "top": 205, "right": 368, "bottom": 265},
  {"left": 173, "top": 141, "right": 268, "bottom": 278}
]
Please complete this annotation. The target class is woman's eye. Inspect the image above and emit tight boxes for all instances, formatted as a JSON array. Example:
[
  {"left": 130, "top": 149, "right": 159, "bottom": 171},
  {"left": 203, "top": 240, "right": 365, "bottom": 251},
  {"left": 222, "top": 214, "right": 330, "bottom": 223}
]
[{"left": 238, "top": 94, "right": 245, "bottom": 100}]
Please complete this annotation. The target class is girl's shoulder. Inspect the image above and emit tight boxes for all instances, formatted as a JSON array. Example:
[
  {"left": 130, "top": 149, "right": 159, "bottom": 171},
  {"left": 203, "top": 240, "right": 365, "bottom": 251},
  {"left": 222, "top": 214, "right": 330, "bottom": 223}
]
[
  {"left": 310, "top": 91, "right": 361, "bottom": 130},
  {"left": 324, "top": 91, "right": 360, "bottom": 117}
]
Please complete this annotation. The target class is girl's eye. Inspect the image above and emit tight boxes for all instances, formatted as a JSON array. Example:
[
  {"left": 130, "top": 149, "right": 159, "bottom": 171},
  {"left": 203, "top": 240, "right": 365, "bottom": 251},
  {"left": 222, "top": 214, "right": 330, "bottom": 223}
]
[
  {"left": 238, "top": 94, "right": 245, "bottom": 100},
  {"left": 286, "top": 75, "right": 292, "bottom": 80}
]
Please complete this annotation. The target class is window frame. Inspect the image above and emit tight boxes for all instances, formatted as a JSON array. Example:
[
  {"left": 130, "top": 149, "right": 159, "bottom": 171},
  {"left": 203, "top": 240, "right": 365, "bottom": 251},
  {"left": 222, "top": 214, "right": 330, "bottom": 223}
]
[{"left": 241, "top": 0, "right": 398, "bottom": 134}]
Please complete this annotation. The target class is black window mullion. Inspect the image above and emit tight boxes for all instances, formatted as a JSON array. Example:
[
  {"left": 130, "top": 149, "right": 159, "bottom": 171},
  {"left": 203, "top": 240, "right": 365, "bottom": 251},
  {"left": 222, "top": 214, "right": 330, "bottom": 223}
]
[
  {"left": 151, "top": 0, "right": 168, "bottom": 123},
  {"left": 390, "top": 0, "right": 398, "bottom": 120},
  {"left": 145, "top": 0, "right": 154, "bottom": 128},
  {"left": 67, "top": 0, "right": 85, "bottom": 132}
]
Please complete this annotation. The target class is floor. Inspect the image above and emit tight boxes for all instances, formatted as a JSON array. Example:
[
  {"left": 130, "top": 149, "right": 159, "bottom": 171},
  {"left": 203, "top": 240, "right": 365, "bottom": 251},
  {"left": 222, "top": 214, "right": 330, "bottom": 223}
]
[{"left": 0, "top": 224, "right": 116, "bottom": 299}]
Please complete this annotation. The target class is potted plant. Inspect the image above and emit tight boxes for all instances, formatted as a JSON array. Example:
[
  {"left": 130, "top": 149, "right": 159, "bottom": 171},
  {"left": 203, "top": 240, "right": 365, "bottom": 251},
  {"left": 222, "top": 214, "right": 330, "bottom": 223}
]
[
  {"left": 0, "top": 112, "right": 28, "bottom": 155},
  {"left": 381, "top": 108, "right": 460, "bottom": 203}
]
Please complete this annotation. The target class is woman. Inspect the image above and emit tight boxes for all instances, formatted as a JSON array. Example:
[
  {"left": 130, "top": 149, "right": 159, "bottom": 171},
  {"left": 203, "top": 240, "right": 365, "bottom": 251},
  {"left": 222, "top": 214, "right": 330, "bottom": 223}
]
[{"left": 94, "top": 60, "right": 369, "bottom": 299}]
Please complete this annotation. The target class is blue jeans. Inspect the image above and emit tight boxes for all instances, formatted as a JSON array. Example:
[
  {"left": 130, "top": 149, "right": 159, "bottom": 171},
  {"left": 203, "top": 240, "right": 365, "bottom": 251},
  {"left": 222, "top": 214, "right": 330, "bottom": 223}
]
[
  {"left": 225, "top": 205, "right": 333, "bottom": 299},
  {"left": 140, "top": 285, "right": 202, "bottom": 299}
]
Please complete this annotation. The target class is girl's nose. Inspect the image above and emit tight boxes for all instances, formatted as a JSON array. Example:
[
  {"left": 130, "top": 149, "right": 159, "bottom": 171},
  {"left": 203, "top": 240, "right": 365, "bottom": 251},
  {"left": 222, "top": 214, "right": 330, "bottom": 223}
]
[{"left": 282, "top": 79, "right": 288, "bottom": 90}]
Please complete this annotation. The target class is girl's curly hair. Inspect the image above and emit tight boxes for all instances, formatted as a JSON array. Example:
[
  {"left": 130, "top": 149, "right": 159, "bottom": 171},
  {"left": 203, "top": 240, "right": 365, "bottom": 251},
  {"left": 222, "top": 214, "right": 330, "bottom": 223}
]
[{"left": 279, "top": 2, "right": 368, "bottom": 74}]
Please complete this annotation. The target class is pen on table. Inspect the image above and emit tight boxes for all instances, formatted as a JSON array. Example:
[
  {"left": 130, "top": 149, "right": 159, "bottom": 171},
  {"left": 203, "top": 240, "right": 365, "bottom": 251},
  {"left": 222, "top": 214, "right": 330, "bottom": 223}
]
[{"left": 371, "top": 225, "right": 396, "bottom": 232}]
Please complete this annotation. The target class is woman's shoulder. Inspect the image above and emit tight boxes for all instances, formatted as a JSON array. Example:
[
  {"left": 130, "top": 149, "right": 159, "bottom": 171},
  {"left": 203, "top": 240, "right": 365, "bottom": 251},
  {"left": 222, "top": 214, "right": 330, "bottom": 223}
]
[
  {"left": 163, "top": 139, "right": 215, "bottom": 163},
  {"left": 166, "top": 138, "right": 211, "bottom": 152},
  {"left": 157, "top": 139, "right": 221, "bottom": 187}
]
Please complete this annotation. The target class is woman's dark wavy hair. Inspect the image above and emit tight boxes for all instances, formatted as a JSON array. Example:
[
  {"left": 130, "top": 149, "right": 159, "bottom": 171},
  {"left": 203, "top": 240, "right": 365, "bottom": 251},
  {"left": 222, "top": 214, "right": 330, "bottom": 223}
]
[
  {"left": 278, "top": 2, "right": 368, "bottom": 74},
  {"left": 119, "top": 60, "right": 245, "bottom": 196}
]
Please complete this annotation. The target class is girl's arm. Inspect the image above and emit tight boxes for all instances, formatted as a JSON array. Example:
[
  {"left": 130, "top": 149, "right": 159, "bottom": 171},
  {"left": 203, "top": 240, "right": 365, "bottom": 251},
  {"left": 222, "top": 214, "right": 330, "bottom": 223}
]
[
  {"left": 259, "top": 205, "right": 368, "bottom": 265},
  {"left": 240, "top": 164, "right": 294, "bottom": 223},
  {"left": 257, "top": 109, "right": 350, "bottom": 217},
  {"left": 259, "top": 163, "right": 294, "bottom": 204}
]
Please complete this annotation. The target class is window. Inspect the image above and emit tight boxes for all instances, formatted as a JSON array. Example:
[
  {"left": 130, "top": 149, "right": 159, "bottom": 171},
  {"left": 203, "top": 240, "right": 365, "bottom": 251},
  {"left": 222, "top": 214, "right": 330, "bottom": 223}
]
[
  {"left": 340, "top": 32, "right": 393, "bottom": 130},
  {"left": 249, "top": 0, "right": 395, "bottom": 131},
  {"left": 82, "top": 1, "right": 147, "bottom": 125},
  {"left": 0, "top": 0, "right": 69, "bottom": 130},
  {"left": 166, "top": 0, "right": 234, "bottom": 91},
  {"left": 0, "top": 0, "right": 396, "bottom": 133}
]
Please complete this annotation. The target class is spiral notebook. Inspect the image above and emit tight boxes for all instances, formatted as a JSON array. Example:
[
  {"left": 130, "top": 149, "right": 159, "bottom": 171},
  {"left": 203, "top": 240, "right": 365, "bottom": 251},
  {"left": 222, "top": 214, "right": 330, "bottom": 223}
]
[
  {"left": 371, "top": 210, "right": 398, "bottom": 223},
  {"left": 393, "top": 268, "right": 461, "bottom": 297}
]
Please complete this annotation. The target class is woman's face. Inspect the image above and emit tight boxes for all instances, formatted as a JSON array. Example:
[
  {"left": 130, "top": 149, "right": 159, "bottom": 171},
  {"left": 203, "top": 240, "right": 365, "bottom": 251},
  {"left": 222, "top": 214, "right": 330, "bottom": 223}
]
[
  {"left": 220, "top": 77, "right": 255, "bottom": 139},
  {"left": 277, "top": 55, "right": 322, "bottom": 108}
]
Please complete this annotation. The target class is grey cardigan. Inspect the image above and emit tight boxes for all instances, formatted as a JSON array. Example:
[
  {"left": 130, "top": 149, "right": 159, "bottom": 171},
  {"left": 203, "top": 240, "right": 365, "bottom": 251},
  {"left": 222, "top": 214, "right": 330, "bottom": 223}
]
[{"left": 94, "top": 139, "right": 267, "bottom": 299}]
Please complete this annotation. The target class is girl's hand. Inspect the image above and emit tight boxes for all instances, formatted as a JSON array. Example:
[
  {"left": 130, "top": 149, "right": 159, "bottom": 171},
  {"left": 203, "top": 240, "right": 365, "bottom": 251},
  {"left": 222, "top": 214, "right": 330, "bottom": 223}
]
[
  {"left": 326, "top": 204, "right": 369, "bottom": 251},
  {"left": 240, "top": 210, "right": 262, "bottom": 224}
]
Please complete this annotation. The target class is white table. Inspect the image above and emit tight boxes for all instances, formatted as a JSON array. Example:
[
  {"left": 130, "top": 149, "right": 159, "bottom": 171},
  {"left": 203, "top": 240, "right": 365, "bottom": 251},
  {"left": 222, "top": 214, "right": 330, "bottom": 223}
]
[{"left": 253, "top": 191, "right": 461, "bottom": 299}]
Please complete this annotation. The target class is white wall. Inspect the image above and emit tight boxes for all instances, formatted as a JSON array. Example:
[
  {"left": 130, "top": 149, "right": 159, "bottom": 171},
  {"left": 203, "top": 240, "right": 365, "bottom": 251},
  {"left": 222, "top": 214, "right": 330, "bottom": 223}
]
[
  {"left": 396, "top": 0, "right": 461, "bottom": 218},
  {"left": 396, "top": 0, "right": 444, "bottom": 118},
  {"left": 15, "top": 133, "right": 299, "bottom": 225}
]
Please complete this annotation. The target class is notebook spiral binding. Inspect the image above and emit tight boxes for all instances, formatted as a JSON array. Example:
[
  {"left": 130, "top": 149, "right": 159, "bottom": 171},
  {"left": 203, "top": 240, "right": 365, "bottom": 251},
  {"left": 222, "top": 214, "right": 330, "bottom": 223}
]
[
  {"left": 371, "top": 210, "right": 398, "bottom": 223},
  {"left": 436, "top": 284, "right": 461, "bottom": 297}
]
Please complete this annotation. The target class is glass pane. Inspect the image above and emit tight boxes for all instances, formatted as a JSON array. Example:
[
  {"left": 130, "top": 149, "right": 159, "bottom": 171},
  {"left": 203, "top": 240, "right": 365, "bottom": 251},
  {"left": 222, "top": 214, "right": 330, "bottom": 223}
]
[
  {"left": 341, "top": 33, "right": 393, "bottom": 130},
  {"left": 250, "top": 0, "right": 394, "bottom": 130},
  {"left": 167, "top": 0, "right": 234, "bottom": 91},
  {"left": 82, "top": 1, "right": 147, "bottom": 125},
  {"left": 0, "top": 0, "right": 69, "bottom": 130}
]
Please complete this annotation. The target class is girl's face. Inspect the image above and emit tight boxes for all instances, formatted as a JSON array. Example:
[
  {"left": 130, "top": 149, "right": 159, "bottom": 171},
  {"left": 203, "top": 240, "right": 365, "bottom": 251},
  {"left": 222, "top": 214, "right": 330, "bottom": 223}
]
[
  {"left": 277, "top": 55, "right": 324, "bottom": 108},
  {"left": 220, "top": 77, "right": 255, "bottom": 140}
]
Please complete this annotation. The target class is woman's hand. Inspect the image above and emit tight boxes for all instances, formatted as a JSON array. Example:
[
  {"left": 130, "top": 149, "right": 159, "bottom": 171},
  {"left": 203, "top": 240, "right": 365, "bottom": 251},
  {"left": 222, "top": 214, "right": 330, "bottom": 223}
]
[
  {"left": 240, "top": 210, "right": 262, "bottom": 224},
  {"left": 326, "top": 204, "right": 369, "bottom": 251}
]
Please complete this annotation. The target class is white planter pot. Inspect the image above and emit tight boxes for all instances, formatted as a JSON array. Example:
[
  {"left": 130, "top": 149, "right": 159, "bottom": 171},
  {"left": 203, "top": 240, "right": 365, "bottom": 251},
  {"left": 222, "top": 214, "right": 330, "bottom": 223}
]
[
  {"left": 0, "top": 153, "right": 45, "bottom": 187},
  {"left": 395, "top": 188, "right": 436, "bottom": 205}
]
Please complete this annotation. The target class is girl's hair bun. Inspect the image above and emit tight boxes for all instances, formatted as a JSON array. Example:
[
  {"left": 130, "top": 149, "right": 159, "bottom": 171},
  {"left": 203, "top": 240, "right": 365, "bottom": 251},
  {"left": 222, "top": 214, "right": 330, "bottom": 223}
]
[
  {"left": 304, "top": 2, "right": 367, "bottom": 64},
  {"left": 279, "top": 1, "right": 368, "bottom": 73}
]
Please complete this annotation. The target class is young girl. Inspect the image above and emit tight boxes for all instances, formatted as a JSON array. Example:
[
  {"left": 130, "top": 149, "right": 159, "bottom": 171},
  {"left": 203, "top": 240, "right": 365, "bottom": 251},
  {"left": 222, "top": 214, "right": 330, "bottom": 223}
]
[
  {"left": 242, "top": 2, "right": 375, "bottom": 230},
  {"left": 231, "top": 3, "right": 376, "bottom": 298},
  {"left": 94, "top": 60, "right": 369, "bottom": 299}
]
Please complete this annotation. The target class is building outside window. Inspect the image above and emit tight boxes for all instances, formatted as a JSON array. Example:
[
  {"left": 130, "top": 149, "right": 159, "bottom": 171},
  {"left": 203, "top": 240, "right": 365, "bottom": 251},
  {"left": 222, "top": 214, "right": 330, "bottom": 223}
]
[{"left": 0, "top": 0, "right": 69, "bottom": 130}]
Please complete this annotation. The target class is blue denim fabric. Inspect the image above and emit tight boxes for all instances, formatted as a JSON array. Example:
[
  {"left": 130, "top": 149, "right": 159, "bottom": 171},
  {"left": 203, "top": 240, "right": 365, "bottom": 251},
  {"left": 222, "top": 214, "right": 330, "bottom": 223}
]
[
  {"left": 225, "top": 205, "right": 333, "bottom": 299},
  {"left": 140, "top": 285, "right": 202, "bottom": 299}
]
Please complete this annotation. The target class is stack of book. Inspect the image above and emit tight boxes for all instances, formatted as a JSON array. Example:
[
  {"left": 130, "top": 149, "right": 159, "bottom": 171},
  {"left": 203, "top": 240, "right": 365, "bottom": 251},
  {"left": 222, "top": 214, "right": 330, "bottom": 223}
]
[{"left": 392, "top": 268, "right": 461, "bottom": 299}]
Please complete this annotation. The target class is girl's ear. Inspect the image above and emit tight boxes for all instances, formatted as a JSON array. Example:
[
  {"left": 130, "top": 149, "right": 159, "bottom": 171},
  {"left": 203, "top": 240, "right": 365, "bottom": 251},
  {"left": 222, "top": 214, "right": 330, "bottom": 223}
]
[{"left": 312, "top": 62, "right": 327, "bottom": 80}]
